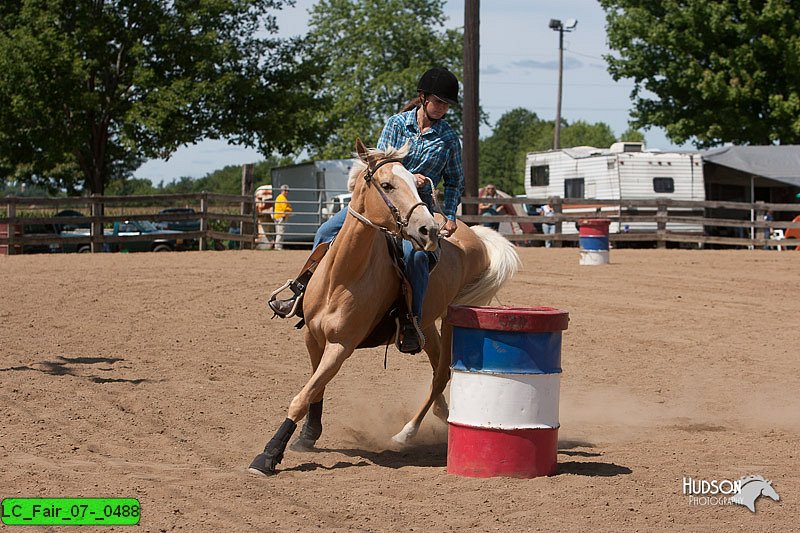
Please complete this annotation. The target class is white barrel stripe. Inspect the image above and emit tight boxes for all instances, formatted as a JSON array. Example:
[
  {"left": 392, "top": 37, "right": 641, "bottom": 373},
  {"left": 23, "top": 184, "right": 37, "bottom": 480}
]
[
  {"left": 448, "top": 371, "right": 560, "bottom": 429},
  {"left": 580, "top": 250, "right": 609, "bottom": 265}
]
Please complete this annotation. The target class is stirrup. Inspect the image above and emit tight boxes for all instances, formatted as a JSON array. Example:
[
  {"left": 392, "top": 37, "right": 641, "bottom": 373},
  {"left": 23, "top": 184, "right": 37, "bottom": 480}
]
[
  {"left": 268, "top": 279, "right": 304, "bottom": 319},
  {"left": 394, "top": 315, "right": 425, "bottom": 354}
]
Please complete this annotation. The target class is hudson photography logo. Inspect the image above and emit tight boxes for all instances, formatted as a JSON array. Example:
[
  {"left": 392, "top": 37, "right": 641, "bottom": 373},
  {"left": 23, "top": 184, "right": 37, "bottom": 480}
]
[{"left": 682, "top": 475, "right": 780, "bottom": 512}]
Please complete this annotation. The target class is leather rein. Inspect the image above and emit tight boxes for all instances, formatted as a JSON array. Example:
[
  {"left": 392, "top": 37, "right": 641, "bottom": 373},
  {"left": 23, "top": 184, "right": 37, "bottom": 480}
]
[{"left": 347, "top": 157, "right": 427, "bottom": 238}]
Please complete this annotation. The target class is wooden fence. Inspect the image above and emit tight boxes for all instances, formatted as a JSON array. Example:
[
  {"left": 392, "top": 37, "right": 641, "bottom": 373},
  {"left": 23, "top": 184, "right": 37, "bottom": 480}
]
[
  {"left": 459, "top": 197, "right": 800, "bottom": 249},
  {"left": 0, "top": 192, "right": 255, "bottom": 254},
  {"left": 2, "top": 194, "right": 799, "bottom": 254}
]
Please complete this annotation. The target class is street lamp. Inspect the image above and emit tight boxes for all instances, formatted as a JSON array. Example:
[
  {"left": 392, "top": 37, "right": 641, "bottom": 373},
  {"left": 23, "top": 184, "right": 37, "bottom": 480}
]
[{"left": 549, "top": 18, "right": 577, "bottom": 149}]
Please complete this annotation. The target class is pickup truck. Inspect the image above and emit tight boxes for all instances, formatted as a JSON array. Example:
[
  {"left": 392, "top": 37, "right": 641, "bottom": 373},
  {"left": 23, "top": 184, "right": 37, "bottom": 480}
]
[{"left": 63, "top": 220, "right": 191, "bottom": 253}]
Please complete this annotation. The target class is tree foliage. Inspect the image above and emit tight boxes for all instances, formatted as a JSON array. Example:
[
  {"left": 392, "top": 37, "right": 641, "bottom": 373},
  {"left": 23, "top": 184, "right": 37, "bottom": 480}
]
[
  {"left": 601, "top": 0, "right": 800, "bottom": 147},
  {"left": 479, "top": 109, "right": 617, "bottom": 195},
  {"left": 105, "top": 155, "right": 293, "bottom": 195},
  {"left": 305, "top": 0, "right": 463, "bottom": 158},
  {"left": 0, "top": 0, "right": 323, "bottom": 195}
]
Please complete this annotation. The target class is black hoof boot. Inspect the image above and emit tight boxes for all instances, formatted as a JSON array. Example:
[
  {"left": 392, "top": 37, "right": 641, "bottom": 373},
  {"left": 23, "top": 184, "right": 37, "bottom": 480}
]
[
  {"left": 289, "top": 400, "right": 323, "bottom": 452},
  {"left": 248, "top": 418, "right": 297, "bottom": 476}
]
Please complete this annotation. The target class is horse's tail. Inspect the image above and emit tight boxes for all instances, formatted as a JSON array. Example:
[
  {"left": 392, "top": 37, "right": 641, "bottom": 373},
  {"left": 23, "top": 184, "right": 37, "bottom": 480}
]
[{"left": 453, "top": 226, "right": 521, "bottom": 306}]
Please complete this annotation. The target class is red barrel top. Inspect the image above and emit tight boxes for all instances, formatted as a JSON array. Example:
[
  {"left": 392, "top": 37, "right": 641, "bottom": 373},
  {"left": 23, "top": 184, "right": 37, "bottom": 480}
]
[
  {"left": 578, "top": 218, "right": 611, "bottom": 237},
  {"left": 447, "top": 305, "right": 569, "bottom": 332}
]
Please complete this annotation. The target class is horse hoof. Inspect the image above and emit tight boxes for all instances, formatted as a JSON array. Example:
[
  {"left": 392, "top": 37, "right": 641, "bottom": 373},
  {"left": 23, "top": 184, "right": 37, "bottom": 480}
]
[
  {"left": 248, "top": 453, "right": 277, "bottom": 476},
  {"left": 289, "top": 436, "right": 317, "bottom": 452}
]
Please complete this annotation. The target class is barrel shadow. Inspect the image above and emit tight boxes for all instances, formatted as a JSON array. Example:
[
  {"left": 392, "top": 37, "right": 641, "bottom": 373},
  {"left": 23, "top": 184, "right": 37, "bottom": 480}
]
[{"left": 556, "top": 461, "right": 632, "bottom": 477}]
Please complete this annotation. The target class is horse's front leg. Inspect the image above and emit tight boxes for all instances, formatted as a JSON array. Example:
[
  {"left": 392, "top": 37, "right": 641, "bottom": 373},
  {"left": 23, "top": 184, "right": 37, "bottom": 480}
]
[
  {"left": 249, "top": 342, "right": 350, "bottom": 476},
  {"left": 290, "top": 332, "right": 326, "bottom": 452}
]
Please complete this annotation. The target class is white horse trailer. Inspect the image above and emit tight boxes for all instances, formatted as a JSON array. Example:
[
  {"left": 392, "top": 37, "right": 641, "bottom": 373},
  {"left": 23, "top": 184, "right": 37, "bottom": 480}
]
[{"left": 524, "top": 142, "right": 704, "bottom": 234}]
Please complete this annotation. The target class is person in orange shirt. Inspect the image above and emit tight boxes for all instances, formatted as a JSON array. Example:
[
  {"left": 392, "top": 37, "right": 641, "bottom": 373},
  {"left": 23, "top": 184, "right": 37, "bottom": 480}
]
[{"left": 273, "top": 184, "right": 292, "bottom": 250}]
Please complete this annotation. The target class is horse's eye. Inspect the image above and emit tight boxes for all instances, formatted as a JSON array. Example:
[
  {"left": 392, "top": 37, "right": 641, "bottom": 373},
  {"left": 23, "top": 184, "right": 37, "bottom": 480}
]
[{"left": 380, "top": 182, "right": 395, "bottom": 191}]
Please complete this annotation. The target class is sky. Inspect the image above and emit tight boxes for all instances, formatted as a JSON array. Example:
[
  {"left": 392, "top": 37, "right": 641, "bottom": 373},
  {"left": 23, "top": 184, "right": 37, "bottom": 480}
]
[{"left": 133, "top": 0, "right": 689, "bottom": 184}]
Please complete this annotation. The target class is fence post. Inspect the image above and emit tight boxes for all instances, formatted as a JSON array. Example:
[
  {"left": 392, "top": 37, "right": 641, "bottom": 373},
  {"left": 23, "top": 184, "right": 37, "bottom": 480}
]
[
  {"left": 240, "top": 164, "right": 254, "bottom": 250},
  {"left": 90, "top": 194, "right": 103, "bottom": 253},
  {"left": 552, "top": 197, "right": 563, "bottom": 248},
  {"left": 754, "top": 201, "right": 766, "bottom": 249},
  {"left": 199, "top": 192, "right": 208, "bottom": 251},
  {"left": 656, "top": 199, "right": 667, "bottom": 249},
  {"left": 7, "top": 199, "right": 17, "bottom": 255}
]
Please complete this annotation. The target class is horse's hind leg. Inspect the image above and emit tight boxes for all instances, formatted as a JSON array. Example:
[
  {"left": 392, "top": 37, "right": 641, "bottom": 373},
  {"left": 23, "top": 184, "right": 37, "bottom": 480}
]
[{"left": 392, "top": 323, "right": 450, "bottom": 445}]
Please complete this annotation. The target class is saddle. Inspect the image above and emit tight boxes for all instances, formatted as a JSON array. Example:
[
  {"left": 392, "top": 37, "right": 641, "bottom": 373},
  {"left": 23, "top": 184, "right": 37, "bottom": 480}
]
[{"left": 292, "top": 235, "right": 416, "bottom": 351}]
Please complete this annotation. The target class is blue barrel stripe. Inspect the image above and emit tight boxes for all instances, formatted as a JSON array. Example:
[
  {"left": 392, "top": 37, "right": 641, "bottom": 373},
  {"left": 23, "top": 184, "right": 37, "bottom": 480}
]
[
  {"left": 579, "top": 236, "right": 609, "bottom": 251},
  {"left": 451, "top": 327, "right": 562, "bottom": 374}
]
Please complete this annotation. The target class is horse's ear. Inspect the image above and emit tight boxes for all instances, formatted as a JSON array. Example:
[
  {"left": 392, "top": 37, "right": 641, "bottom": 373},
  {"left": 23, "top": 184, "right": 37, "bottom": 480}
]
[{"left": 355, "top": 138, "right": 369, "bottom": 163}]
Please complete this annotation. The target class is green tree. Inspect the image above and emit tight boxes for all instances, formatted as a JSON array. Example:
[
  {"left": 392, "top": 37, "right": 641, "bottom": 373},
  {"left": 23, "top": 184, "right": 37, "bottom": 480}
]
[
  {"left": 306, "top": 0, "right": 463, "bottom": 158},
  {"left": 479, "top": 109, "right": 545, "bottom": 195},
  {"left": 619, "top": 127, "right": 645, "bottom": 143},
  {"left": 0, "top": 0, "right": 323, "bottom": 195},
  {"left": 601, "top": 0, "right": 800, "bottom": 147}
]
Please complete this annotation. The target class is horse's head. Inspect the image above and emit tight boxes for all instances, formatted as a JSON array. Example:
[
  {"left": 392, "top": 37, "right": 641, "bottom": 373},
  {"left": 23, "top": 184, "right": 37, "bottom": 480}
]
[{"left": 348, "top": 138, "right": 440, "bottom": 251}]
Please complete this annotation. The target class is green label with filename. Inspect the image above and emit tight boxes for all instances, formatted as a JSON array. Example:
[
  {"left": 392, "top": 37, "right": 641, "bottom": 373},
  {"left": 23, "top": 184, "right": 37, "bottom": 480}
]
[{"left": 1, "top": 498, "right": 140, "bottom": 526}]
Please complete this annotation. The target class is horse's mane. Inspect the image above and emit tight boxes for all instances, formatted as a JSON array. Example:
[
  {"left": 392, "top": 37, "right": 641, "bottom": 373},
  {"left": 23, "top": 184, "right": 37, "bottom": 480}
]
[{"left": 347, "top": 142, "right": 411, "bottom": 192}]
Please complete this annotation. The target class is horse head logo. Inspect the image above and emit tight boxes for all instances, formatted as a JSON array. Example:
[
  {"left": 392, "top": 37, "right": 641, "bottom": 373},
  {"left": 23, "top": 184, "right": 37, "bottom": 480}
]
[{"left": 730, "top": 475, "right": 780, "bottom": 513}]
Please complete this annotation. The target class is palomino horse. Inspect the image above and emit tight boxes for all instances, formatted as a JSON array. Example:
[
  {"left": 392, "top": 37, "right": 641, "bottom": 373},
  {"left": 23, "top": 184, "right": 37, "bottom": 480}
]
[{"left": 249, "top": 139, "right": 520, "bottom": 476}]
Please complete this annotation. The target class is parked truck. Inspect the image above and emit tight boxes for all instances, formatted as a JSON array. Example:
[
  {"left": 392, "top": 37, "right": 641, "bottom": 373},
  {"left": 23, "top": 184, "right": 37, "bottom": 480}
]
[{"left": 524, "top": 142, "right": 705, "bottom": 234}]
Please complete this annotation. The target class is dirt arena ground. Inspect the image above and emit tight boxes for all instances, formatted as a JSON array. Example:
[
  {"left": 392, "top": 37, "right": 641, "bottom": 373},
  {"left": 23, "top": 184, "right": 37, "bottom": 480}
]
[{"left": 1, "top": 247, "right": 798, "bottom": 531}]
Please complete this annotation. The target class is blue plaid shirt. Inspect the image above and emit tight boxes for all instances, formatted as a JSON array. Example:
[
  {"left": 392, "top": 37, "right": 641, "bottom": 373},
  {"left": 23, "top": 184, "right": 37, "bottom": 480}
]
[{"left": 377, "top": 110, "right": 464, "bottom": 221}]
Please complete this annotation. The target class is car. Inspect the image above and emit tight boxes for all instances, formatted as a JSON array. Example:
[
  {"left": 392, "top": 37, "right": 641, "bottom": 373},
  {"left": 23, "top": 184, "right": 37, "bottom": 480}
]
[
  {"left": 155, "top": 207, "right": 201, "bottom": 232},
  {"left": 62, "top": 220, "right": 191, "bottom": 253}
]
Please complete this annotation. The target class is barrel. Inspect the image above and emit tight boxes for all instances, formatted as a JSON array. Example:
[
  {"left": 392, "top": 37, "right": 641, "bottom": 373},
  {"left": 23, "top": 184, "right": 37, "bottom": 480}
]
[
  {"left": 578, "top": 218, "right": 611, "bottom": 265},
  {"left": 446, "top": 305, "right": 569, "bottom": 478}
]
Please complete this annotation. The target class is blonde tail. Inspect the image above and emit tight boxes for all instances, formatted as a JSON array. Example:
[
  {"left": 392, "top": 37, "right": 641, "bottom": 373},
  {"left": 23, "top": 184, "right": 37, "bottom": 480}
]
[{"left": 453, "top": 226, "right": 521, "bottom": 306}]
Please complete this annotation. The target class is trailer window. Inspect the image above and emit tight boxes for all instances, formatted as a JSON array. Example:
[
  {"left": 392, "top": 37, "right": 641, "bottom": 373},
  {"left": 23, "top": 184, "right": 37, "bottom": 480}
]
[
  {"left": 530, "top": 165, "right": 549, "bottom": 187},
  {"left": 653, "top": 177, "right": 674, "bottom": 193},
  {"left": 564, "top": 178, "right": 585, "bottom": 199}
]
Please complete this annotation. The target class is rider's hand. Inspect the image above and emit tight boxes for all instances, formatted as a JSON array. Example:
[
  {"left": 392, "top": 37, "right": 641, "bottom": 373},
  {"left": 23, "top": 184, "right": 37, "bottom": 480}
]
[
  {"left": 413, "top": 173, "right": 428, "bottom": 187},
  {"left": 440, "top": 218, "right": 457, "bottom": 238}
]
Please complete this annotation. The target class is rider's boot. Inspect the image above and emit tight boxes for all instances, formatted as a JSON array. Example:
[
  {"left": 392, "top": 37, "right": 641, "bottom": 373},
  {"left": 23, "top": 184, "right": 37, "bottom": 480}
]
[
  {"left": 268, "top": 242, "right": 330, "bottom": 319},
  {"left": 268, "top": 270, "right": 311, "bottom": 318},
  {"left": 397, "top": 314, "right": 425, "bottom": 355}
]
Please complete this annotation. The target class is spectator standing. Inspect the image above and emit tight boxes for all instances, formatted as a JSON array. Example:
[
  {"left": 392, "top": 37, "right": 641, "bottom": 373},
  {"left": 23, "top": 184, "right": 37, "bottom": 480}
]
[
  {"left": 255, "top": 185, "right": 274, "bottom": 250},
  {"left": 478, "top": 184, "right": 504, "bottom": 231},
  {"left": 273, "top": 184, "right": 292, "bottom": 250},
  {"left": 539, "top": 199, "right": 556, "bottom": 248}
]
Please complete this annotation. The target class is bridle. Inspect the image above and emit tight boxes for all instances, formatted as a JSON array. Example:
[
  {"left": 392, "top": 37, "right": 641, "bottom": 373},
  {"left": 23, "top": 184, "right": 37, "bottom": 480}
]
[{"left": 347, "top": 157, "right": 428, "bottom": 238}]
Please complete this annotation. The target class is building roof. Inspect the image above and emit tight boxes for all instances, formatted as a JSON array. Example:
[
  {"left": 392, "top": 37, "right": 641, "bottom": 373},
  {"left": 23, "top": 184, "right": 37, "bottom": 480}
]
[{"left": 701, "top": 145, "right": 800, "bottom": 186}]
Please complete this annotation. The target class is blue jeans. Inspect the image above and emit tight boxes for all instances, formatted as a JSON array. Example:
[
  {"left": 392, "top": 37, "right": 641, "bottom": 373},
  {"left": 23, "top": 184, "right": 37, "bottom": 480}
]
[
  {"left": 314, "top": 205, "right": 435, "bottom": 320},
  {"left": 315, "top": 209, "right": 347, "bottom": 248}
]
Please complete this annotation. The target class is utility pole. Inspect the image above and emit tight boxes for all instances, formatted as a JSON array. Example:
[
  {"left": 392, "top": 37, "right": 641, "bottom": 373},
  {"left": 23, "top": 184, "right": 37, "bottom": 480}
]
[
  {"left": 462, "top": 0, "right": 479, "bottom": 215},
  {"left": 549, "top": 18, "right": 577, "bottom": 150}
]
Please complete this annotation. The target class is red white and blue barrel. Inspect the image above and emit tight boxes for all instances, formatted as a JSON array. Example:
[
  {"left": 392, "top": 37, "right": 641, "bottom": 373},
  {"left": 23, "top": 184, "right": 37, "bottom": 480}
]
[
  {"left": 579, "top": 218, "right": 611, "bottom": 265},
  {"left": 446, "top": 305, "right": 569, "bottom": 478}
]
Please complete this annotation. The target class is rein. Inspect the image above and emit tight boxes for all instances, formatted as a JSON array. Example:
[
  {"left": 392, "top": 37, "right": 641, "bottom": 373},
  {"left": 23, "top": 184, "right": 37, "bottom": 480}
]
[{"left": 347, "top": 157, "right": 427, "bottom": 237}]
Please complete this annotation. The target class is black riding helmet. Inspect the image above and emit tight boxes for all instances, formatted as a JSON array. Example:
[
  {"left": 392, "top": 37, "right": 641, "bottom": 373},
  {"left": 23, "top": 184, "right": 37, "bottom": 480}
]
[{"left": 417, "top": 67, "right": 459, "bottom": 105}]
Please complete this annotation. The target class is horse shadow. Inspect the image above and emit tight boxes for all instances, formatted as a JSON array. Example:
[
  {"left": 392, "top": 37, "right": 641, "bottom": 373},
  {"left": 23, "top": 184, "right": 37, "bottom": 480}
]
[
  {"left": 0, "top": 355, "right": 150, "bottom": 384},
  {"left": 284, "top": 443, "right": 448, "bottom": 473}
]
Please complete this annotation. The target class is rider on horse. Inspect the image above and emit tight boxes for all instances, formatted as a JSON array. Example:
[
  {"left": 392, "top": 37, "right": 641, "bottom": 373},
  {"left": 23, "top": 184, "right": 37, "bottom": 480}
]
[{"left": 268, "top": 67, "right": 463, "bottom": 354}]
